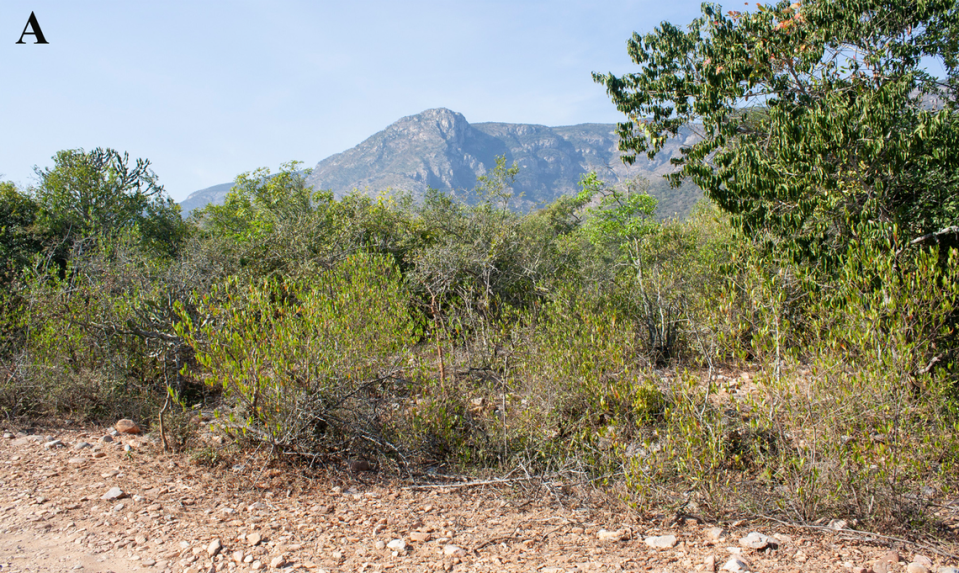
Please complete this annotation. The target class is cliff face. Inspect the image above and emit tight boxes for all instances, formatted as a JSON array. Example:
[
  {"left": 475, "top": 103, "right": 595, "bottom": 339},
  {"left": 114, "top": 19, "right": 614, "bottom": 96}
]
[{"left": 181, "top": 108, "right": 702, "bottom": 215}]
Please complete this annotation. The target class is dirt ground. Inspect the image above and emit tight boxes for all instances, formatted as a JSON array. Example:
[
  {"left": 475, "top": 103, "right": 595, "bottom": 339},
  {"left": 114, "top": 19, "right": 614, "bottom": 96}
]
[{"left": 0, "top": 425, "right": 957, "bottom": 573}]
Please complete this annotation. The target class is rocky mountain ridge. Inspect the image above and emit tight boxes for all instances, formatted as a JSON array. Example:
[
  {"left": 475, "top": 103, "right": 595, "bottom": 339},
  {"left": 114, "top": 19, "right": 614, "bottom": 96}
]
[{"left": 180, "top": 108, "right": 702, "bottom": 216}]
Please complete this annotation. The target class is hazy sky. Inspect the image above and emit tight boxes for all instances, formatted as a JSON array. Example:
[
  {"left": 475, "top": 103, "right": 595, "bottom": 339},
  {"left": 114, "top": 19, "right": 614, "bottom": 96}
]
[{"left": 0, "top": 1, "right": 719, "bottom": 201}]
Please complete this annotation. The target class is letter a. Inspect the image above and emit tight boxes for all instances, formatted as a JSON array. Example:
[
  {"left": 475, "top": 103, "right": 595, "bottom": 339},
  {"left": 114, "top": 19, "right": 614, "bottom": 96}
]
[{"left": 16, "top": 12, "right": 48, "bottom": 44}]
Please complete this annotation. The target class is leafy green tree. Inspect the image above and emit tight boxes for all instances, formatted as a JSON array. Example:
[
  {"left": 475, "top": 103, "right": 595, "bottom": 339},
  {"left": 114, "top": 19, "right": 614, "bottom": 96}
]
[
  {"left": 33, "top": 148, "right": 186, "bottom": 256},
  {"left": 594, "top": 0, "right": 959, "bottom": 261},
  {"left": 0, "top": 182, "right": 49, "bottom": 283},
  {"left": 195, "top": 161, "right": 325, "bottom": 243}
]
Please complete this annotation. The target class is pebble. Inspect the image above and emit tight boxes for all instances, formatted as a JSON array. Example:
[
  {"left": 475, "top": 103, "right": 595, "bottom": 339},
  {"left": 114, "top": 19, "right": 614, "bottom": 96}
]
[
  {"left": 386, "top": 539, "right": 406, "bottom": 552},
  {"left": 374, "top": 540, "right": 386, "bottom": 550},
  {"left": 207, "top": 539, "right": 222, "bottom": 557},
  {"left": 443, "top": 545, "right": 466, "bottom": 557},
  {"left": 915, "top": 556, "right": 934, "bottom": 569},
  {"left": 247, "top": 532, "right": 263, "bottom": 546},
  {"left": 43, "top": 439, "right": 64, "bottom": 449},
  {"left": 705, "top": 527, "right": 725, "bottom": 540},
  {"left": 251, "top": 560, "right": 263, "bottom": 570},
  {"left": 74, "top": 442, "right": 92, "bottom": 450},
  {"left": 409, "top": 531, "right": 431, "bottom": 542},
  {"left": 142, "top": 557, "right": 156, "bottom": 566},
  {"left": 908, "top": 564, "right": 930, "bottom": 573},
  {"left": 722, "top": 556, "right": 751, "bottom": 572},
  {"left": 99, "top": 435, "right": 113, "bottom": 443},
  {"left": 644, "top": 534, "right": 678, "bottom": 548},
  {"left": 739, "top": 532, "right": 777, "bottom": 550},
  {"left": 938, "top": 568, "right": 959, "bottom": 573},
  {"left": 67, "top": 457, "right": 86, "bottom": 465},
  {"left": 705, "top": 554, "right": 716, "bottom": 571},
  {"left": 101, "top": 487, "right": 125, "bottom": 501},
  {"left": 233, "top": 550, "right": 244, "bottom": 563},
  {"left": 596, "top": 529, "right": 626, "bottom": 542},
  {"left": 269, "top": 555, "right": 287, "bottom": 568}
]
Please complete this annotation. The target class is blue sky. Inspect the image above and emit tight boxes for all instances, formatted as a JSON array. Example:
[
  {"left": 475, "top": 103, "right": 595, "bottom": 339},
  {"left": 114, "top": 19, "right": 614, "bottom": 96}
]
[{"left": 0, "top": 1, "right": 712, "bottom": 201}]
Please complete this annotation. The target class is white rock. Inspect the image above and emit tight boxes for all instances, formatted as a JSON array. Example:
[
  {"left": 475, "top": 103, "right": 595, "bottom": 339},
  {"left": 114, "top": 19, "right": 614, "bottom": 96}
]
[
  {"left": 251, "top": 560, "right": 263, "bottom": 570},
  {"left": 374, "top": 540, "right": 386, "bottom": 550},
  {"left": 739, "top": 531, "right": 777, "bottom": 550},
  {"left": 269, "top": 555, "right": 286, "bottom": 568},
  {"left": 722, "top": 557, "right": 751, "bottom": 572},
  {"left": 443, "top": 545, "right": 466, "bottom": 557},
  {"left": 386, "top": 539, "right": 406, "bottom": 552},
  {"left": 644, "top": 534, "right": 678, "bottom": 548},
  {"left": 207, "top": 539, "right": 222, "bottom": 557},
  {"left": 937, "top": 568, "right": 959, "bottom": 573},
  {"left": 101, "top": 487, "right": 125, "bottom": 501},
  {"left": 43, "top": 439, "right": 64, "bottom": 449}
]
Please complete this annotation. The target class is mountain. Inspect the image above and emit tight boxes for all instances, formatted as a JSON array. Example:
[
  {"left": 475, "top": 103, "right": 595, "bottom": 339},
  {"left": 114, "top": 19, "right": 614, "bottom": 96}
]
[{"left": 179, "top": 108, "right": 702, "bottom": 217}]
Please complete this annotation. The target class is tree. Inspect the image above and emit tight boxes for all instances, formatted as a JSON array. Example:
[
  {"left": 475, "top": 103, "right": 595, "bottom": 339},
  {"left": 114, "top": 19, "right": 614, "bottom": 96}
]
[
  {"left": 194, "top": 161, "right": 325, "bottom": 243},
  {"left": 0, "top": 182, "right": 48, "bottom": 284},
  {"left": 594, "top": 0, "right": 959, "bottom": 262},
  {"left": 33, "top": 148, "right": 185, "bottom": 256}
]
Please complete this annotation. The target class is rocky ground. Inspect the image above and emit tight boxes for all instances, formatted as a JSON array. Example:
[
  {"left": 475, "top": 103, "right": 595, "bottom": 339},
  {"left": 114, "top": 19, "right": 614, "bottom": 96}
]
[{"left": 0, "top": 424, "right": 957, "bottom": 573}]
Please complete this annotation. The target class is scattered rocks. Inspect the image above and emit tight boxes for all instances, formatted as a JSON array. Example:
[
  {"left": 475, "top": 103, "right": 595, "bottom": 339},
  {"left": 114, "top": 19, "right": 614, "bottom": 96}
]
[
  {"left": 101, "top": 487, "right": 125, "bottom": 501},
  {"left": 738, "top": 531, "right": 778, "bottom": 550},
  {"left": 115, "top": 419, "right": 141, "bottom": 434},
  {"left": 644, "top": 534, "right": 678, "bottom": 548}
]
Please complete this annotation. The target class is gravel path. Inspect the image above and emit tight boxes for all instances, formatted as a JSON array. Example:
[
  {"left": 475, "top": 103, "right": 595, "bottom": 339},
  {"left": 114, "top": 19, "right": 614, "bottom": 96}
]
[{"left": 1, "top": 427, "right": 956, "bottom": 573}]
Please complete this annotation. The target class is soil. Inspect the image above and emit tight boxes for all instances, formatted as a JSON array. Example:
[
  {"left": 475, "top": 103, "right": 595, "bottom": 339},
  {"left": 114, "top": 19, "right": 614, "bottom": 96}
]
[{"left": 0, "top": 425, "right": 957, "bottom": 573}]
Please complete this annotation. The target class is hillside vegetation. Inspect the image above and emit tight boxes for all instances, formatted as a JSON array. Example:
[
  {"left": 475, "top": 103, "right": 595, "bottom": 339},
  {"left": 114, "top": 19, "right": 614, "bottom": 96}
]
[{"left": 2, "top": 0, "right": 958, "bottom": 537}]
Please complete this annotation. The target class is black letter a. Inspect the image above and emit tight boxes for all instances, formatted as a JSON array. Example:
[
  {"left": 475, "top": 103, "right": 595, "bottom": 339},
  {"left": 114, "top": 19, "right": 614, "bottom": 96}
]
[{"left": 16, "top": 12, "right": 48, "bottom": 44}]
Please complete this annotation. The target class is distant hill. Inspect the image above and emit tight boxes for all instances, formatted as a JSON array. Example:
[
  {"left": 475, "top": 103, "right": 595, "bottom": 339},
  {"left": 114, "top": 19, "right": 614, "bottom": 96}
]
[{"left": 180, "top": 108, "right": 703, "bottom": 218}]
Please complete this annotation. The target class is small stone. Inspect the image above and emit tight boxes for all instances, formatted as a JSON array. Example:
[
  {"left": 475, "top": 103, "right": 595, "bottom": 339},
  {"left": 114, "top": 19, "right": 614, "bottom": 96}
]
[
  {"left": 937, "top": 568, "right": 959, "bottom": 573},
  {"left": 722, "top": 557, "right": 751, "bottom": 572},
  {"left": 247, "top": 532, "right": 263, "bottom": 546},
  {"left": 135, "top": 535, "right": 147, "bottom": 545},
  {"left": 374, "top": 540, "right": 386, "bottom": 550},
  {"left": 251, "top": 560, "right": 263, "bottom": 570},
  {"left": 644, "top": 534, "right": 678, "bottom": 548},
  {"left": 74, "top": 441, "right": 92, "bottom": 450},
  {"left": 232, "top": 550, "right": 244, "bottom": 563},
  {"left": 705, "top": 554, "right": 717, "bottom": 572},
  {"left": 596, "top": 529, "right": 626, "bottom": 542},
  {"left": 67, "top": 457, "right": 86, "bottom": 465},
  {"left": 43, "top": 439, "right": 64, "bottom": 449},
  {"left": 386, "top": 539, "right": 406, "bottom": 552},
  {"left": 244, "top": 554, "right": 254, "bottom": 563},
  {"left": 853, "top": 567, "right": 868, "bottom": 573},
  {"left": 113, "top": 502, "right": 124, "bottom": 512},
  {"left": 907, "top": 564, "right": 930, "bottom": 573},
  {"left": 795, "top": 550, "right": 807, "bottom": 563},
  {"left": 207, "top": 539, "right": 222, "bottom": 557},
  {"left": 409, "top": 531, "right": 431, "bottom": 542},
  {"left": 2, "top": 432, "right": 12, "bottom": 439},
  {"left": 443, "top": 545, "right": 466, "bottom": 557},
  {"left": 705, "top": 527, "right": 725, "bottom": 541},
  {"left": 739, "top": 532, "right": 777, "bottom": 550},
  {"left": 269, "top": 555, "right": 286, "bottom": 568},
  {"left": 99, "top": 435, "right": 114, "bottom": 443},
  {"left": 101, "top": 487, "right": 125, "bottom": 501},
  {"left": 142, "top": 557, "right": 156, "bottom": 567},
  {"left": 123, "top": 444, "right": 132, "bottom": 452},
  {"left": 330, "top": 551, "right": 343, "bottom": 560},
  {"left": 115, "top": 419, "right": 141, "bottom": 434},
  {"left": 914, "top": 556, "right": 934, "bottom": 569}
]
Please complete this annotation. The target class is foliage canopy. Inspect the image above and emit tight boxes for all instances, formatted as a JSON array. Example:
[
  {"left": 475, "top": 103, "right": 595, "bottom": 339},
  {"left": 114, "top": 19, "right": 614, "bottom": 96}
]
[{"left": 594, "top": 0, "right": 959, "bottom": 260}]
